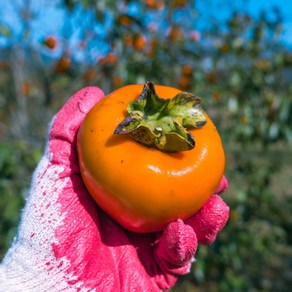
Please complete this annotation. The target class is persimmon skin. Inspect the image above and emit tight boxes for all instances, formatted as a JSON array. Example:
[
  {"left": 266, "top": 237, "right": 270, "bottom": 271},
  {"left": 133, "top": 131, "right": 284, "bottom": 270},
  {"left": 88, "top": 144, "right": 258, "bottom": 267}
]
[{"left": 77, "top": 84, "right": 225, "bottom": 233}]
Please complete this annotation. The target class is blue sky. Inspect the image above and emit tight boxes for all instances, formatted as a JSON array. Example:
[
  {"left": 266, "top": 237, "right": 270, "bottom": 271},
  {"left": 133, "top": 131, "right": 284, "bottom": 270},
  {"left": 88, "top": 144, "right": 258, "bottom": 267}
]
[
  {"left": 196, "top": 0, "right": 292, "bottom": 45},
  {"left": 0, "top": 0, "right": 292, "bottom": 49}
]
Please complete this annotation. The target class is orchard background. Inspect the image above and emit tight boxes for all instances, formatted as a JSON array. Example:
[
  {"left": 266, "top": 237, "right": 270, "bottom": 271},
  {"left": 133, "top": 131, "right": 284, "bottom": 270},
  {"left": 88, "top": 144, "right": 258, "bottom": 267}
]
[{"left": 0, "top": 0, "right": 291, "bottom": 291}]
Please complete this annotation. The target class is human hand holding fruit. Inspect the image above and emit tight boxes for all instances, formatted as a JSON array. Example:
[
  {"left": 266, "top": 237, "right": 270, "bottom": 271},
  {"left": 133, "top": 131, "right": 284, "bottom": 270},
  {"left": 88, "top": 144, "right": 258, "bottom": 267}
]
[{"left": 0, "top": 84, "right": 229, "bottom": 291}]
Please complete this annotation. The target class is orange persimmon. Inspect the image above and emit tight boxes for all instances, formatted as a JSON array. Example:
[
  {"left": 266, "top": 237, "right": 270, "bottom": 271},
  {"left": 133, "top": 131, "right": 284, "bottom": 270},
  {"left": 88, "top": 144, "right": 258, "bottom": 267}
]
[
  {"left": 43, "top": 35, "right": 57, "bottom": 49},
  {"left": 77, "top": 82, "right": 225, "bottom": 233},
  {"left": 55, "top": 56, "right": 71, "bottom": 73}
]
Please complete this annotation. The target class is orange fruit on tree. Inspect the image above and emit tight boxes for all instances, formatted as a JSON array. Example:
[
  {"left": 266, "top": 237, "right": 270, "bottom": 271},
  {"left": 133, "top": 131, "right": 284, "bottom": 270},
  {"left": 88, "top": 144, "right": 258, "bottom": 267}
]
[{"left": 43, "top": 36, "right": 57, "bottom": 49}]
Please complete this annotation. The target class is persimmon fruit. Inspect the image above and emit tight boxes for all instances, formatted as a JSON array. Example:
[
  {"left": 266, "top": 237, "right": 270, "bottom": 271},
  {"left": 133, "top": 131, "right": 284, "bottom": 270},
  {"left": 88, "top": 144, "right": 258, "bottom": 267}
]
[
  {"left": 43, "top": 36, "right": 57, "bottom": 49},
  {"left": 77, "top": 82, "right": 225, "bottom": 233},
  {"left": 55, "top": 56, "right": 71, "bottom": 73}
]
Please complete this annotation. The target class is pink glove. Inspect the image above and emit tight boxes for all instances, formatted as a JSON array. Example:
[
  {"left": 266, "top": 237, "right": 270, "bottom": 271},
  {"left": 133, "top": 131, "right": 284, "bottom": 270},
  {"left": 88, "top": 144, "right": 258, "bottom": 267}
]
[{"left": 0, "top": 87, "right": 229, "bottom": 291}]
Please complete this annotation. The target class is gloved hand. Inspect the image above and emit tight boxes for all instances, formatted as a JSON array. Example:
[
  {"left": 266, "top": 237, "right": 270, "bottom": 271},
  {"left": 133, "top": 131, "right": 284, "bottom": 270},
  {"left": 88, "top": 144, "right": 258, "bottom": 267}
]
[{"left": 0, "top": 86, "right": 229, "bottom": 292}]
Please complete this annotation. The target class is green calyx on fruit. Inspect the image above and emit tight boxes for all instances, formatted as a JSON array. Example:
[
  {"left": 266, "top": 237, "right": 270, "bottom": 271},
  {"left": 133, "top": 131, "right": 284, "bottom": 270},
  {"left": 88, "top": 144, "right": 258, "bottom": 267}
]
[{"left": 114, "top": 81, "right": 207, "bottom": 152}]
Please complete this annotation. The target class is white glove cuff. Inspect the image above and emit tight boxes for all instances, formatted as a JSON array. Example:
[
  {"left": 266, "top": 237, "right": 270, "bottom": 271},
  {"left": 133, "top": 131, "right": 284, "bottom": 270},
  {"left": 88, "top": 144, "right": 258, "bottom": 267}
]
[{"left": 0, "top": 238, "right": 77, "bottom": 292}]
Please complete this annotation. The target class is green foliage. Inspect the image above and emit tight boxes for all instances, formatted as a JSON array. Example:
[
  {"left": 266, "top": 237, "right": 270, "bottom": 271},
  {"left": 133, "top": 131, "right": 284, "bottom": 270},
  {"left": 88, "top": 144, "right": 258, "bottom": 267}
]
[
  {"left": 0, "top": 0, "right": 291, "bottom": 290},
  {"left": 190, "top": 150, "right": 290, "bottom": 290},
  {"left": 0, "top": 143, "right": 41, "bottom": 259}
]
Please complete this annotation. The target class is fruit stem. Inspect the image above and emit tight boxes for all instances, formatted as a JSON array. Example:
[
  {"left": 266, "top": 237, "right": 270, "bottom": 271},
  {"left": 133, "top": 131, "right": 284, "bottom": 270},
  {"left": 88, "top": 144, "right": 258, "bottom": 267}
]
[{"left": 114, "top": 81, "right": 207, "bottom": 152}]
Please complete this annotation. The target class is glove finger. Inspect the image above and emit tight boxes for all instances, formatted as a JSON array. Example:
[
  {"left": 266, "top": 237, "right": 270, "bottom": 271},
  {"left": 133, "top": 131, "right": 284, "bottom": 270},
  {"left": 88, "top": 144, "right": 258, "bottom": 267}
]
[
  {"left": 155, "top": 219, "right": 198, "bottom": 274},
  {"left": 186, "top": 195, "right": 229, "bottom": 245},
  {"left": 47, "top": 87, "right": 104, "bottom": 167},
  {"left": 215, "top": 175, "right": 228, "bottom": 194}
]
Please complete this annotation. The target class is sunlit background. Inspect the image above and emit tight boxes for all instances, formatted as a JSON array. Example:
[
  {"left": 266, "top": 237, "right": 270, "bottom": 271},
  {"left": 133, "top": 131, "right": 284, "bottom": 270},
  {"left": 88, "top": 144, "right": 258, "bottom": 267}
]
[{"left": 0, "top": 0, "right": 291, "bottom": 291}]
